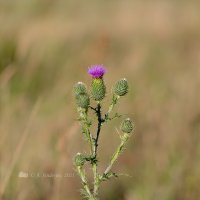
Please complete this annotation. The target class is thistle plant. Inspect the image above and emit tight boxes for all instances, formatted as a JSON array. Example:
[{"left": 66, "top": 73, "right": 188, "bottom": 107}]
[{"left": 73, "top": 65, "right": 134, "bottom": 200}]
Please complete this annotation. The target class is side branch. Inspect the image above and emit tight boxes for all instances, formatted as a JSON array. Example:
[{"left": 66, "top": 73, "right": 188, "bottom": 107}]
[
  {"left": 77, "top": 166, "right": 93, "bottom": 198},
  {"left": 105, "top": 94, "right": 120, "bottom": 122},
  {"left": 102, "top": 133, "right": 130, "bottom": 178}
]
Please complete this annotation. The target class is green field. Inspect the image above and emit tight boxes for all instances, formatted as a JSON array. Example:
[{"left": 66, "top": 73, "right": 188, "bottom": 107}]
[{"left": 0, "top": 1, "right": 200, "bottom": 199}]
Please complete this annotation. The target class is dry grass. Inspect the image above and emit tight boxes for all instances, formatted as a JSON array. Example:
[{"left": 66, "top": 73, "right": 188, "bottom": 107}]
[{"left": 0, "top": 0, "right": 200, "bottom": 199}]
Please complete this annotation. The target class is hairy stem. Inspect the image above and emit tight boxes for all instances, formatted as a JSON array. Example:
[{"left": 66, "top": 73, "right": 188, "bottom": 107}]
[
  {"left": 83, "top": 123, "right": 93, "bottom": 153},
  {"left": 92, "top": 102, "right": 103, "bottom": 196},
  {"left": 105, "top": 94, "right": 120, "bottom": 121},
  {"left": 77, "top": 166, "right": 93, "bottom": 198},
  {"left": 94, "top": 103, "right": 102, "bottom": 155},
  {"left": 80, "top": 109, "right": 94, "bottom": 154},
  {"left": 103, "top": 133, "right": 129, "bottom": 177},
  {"left": 92, "top": 164, "right": 99, "bottom": 197}
]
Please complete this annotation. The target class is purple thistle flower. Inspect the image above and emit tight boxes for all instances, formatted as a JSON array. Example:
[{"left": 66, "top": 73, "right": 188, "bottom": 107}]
[{"left": 88, "top": 65, "right": 106, "bottom": 78}]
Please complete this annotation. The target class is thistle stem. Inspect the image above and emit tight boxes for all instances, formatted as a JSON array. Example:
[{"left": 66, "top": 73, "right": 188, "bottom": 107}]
[
  {"left": 77, "top": 166, "right": 93, "bottom": 198},
  {"left": 89, "top": 106, "right": 97, "bottom": 111},
  {"left": 92, "top": 102, "right": 103, "bottom": 197},
  {"left": 103, "top": 133, "right": 129, "bottom": 177},
  {"left": 80, "top": 110, "right": 94, "bottom": 154},
  {"left": 94, "top": 103, "right": 102, "bottom": 155},
  {"left": 105, "top": 94, "right": 120, "bottom": 121},
  {"left": 92, "top": 164, "right": 99, "bottom": 197}
]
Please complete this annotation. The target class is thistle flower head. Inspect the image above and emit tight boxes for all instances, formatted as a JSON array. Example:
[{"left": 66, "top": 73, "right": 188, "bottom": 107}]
[
  {"left": 73, "top": 82, "right": 87, "bottom": 96},
  {"left": 91, "top": 78, "right": 106, "bottom": 101},
  {"left": 76, "top": 94, "right": 90, "bottom": 110},
  {"left": 74, "top": 153, "right": 85, "bottom": 167},
  {"left": 88, "top": 65, "right": 106, "bottom": 78},
  {"left": 121, "top": 118, "right": 134, "bottom": 134},
  {"left": 114, "top": 78, "right": 128, "bottom": 97}
]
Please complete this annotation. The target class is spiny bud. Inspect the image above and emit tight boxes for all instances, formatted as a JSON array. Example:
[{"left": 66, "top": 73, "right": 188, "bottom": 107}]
[
  {"left": 114, "top": 78, "right": 128, "bottom": 97},
  {"left": 91, "top": 78, "right": 106, "bottom": 101},
  {"left": 76, "top": 94, "right": 90, "bottom": 110},
  {"left": 73, "top": 82, "right": 87, "bottom": 96},
  {"left": 121, "top": 118, "right": 134, "bottom": 133},
  {"left": 74, "top": 153, "right": 85, "bottom": 166}
]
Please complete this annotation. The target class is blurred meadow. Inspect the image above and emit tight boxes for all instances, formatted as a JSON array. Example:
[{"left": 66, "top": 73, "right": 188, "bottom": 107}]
[{"left": 0, "top": 0, "right": 200, "bottom": 199}]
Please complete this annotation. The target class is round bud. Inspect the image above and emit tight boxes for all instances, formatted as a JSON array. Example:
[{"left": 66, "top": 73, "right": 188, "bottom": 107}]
[
  {"left": 91, "top": 78, "right": 106, "bottom": 101},
  {"left": 76, "top": 94, "right": 90, "bottom": 110},
  {"left": 73, "top": 82, "right": 87, "bottom": 96},
  {"left": 74, "top": 153, "right": 85, "bottom": 166},
  {"left": 114, "top": 78, "right": 128, "bottom": 96},
  {"left": 121, "top": 118, "right": 134, "bottom": 133}
]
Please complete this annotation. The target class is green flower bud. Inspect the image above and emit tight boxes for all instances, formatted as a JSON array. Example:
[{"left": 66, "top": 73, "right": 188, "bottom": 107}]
[
  {"left": 76, "top": 94, "right": 90, "bottom": 110},
  {"left": 73, "top": 82, "right": 87, "bottom": 96},
  {"left": 91, "top": 78, "right": 106, "bottom": 101},
  {"left": 121, "top": 118, "right": 134, "bottom": 133},
  {"left": 74, "top": 153, "right": 85, "bottom": 166},
  {"left": 114, "top": 78, "right": 128, "bottom": 97}
]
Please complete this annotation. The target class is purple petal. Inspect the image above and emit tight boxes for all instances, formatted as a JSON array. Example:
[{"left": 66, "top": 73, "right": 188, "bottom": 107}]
[{"left": 88, "top": 65, "right": 106, "bottom": 78}]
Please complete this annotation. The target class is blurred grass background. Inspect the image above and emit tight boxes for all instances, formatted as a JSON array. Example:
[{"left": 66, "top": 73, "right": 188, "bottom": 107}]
[{"left": 0, "top": 0, "right": 200, "bottom": 199}]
